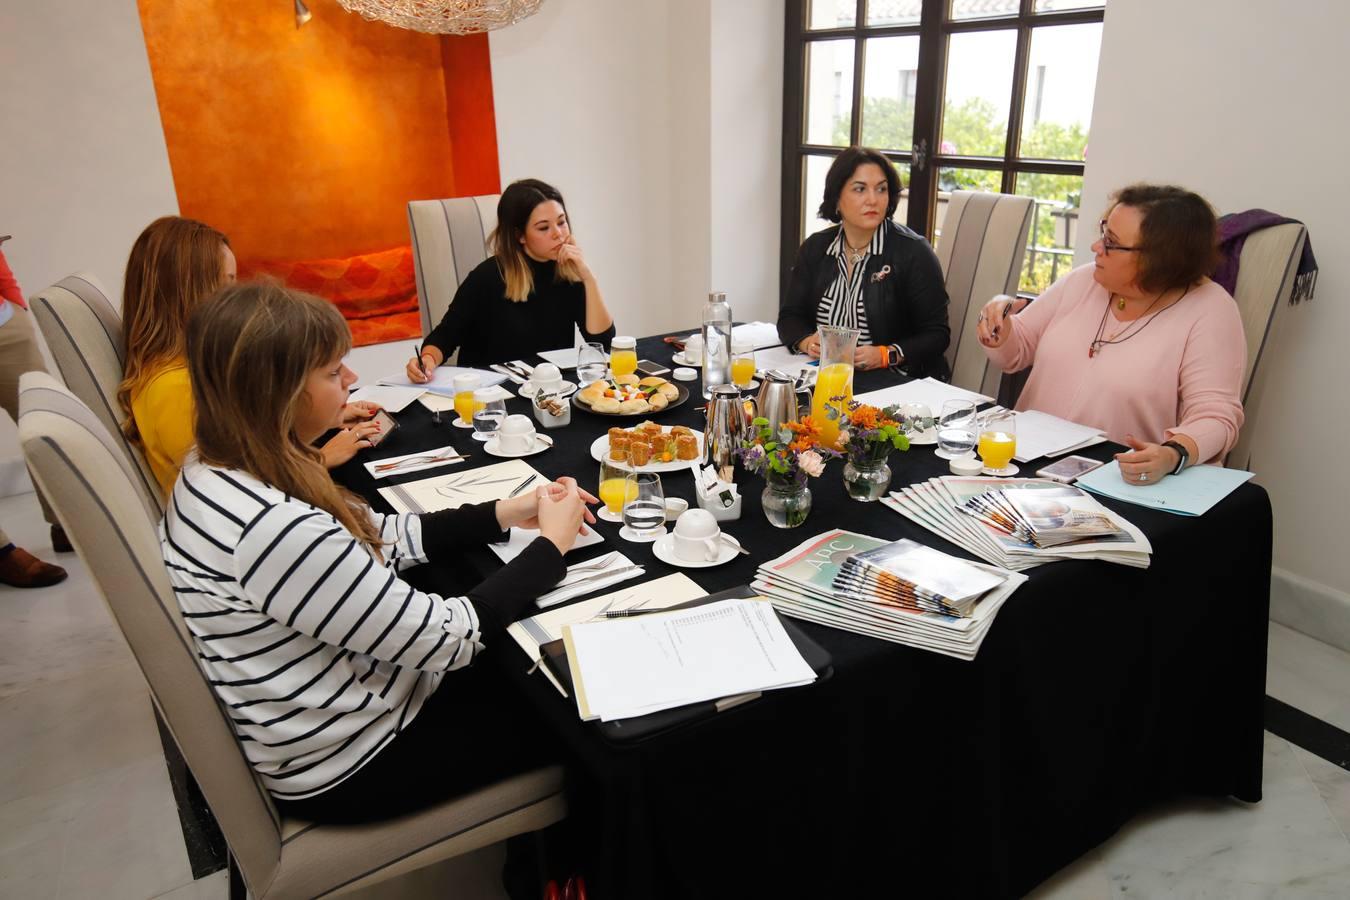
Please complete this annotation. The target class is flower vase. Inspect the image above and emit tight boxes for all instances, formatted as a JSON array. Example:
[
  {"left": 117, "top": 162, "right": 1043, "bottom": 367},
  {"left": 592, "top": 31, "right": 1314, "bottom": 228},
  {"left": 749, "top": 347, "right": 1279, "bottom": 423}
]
[
  {"left": 843, "top": 456, "right": 892, "bottom": 502},
  {"left": 762, "top": 473, "right": 812, "bottom": 529}
]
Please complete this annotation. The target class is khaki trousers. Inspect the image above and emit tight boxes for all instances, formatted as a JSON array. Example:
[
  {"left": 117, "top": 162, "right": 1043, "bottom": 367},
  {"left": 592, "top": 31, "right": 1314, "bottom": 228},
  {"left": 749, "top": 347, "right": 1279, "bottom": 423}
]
[{"left": 0, "top": 304, "right": 58, "bottom": 527}]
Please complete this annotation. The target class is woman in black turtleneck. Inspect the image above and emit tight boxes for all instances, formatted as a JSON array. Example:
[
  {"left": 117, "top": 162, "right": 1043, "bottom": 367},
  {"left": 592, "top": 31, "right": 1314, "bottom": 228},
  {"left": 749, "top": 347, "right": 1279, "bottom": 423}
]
[{"left": 405, "top": 179, "right": 616, "bottom": 376}]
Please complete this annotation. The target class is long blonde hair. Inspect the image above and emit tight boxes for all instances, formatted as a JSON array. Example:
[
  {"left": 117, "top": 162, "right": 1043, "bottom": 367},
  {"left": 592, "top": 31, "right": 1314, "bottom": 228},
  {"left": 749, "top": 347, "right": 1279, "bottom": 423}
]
[
  {"left": 489, "top": 178, "right": 582, "bottom": 302},
  {"left": 118, "top": 216, "right": 230, "bottom": 443},
  {"left": 185, "top": 282, "right": 384, "bottom": 558}
]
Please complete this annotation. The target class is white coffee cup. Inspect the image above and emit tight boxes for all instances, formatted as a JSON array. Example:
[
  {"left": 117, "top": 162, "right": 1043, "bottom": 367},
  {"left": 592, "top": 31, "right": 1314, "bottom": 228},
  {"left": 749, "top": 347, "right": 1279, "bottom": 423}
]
[
  {"left": 672, "top": 508, "right": 721, "bottom": 561},
  {"left": 664, "top": 497, "right": 689, "bottom": 523},
  {"left": 497, "top": 414, "right": 537, "bottom": 454},
  {"left": 530, "top": 363, "right": 563, "bottom": 393},
  {"left": 683, "top": 333, "right": 703, "bottom": 361}
]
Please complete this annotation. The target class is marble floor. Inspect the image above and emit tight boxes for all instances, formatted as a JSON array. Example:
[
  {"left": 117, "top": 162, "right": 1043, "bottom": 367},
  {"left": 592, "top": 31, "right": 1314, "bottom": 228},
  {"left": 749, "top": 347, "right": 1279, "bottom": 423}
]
[{"left": 2, "top": 485, "right": 1349, "bottom": 898}]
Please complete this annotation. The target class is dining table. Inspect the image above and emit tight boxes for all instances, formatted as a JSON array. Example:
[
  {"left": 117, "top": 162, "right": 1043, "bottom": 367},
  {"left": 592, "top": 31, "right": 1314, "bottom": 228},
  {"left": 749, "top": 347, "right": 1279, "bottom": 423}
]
[{"left": 337, "top": 332, "right": 1272, "bottom": 899}]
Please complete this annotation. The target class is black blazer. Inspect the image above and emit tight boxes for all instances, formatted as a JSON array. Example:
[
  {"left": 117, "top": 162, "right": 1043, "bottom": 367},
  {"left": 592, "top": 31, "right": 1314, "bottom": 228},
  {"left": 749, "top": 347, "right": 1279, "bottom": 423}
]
[{"left": 778, "top": 221, "right": 951, "bottom": 380}]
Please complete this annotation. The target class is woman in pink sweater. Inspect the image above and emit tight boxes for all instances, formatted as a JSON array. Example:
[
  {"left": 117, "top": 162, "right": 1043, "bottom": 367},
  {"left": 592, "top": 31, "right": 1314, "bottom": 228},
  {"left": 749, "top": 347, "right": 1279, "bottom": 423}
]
[{"left": 978, "top": 184, "right": 1245, "bottom": 484}]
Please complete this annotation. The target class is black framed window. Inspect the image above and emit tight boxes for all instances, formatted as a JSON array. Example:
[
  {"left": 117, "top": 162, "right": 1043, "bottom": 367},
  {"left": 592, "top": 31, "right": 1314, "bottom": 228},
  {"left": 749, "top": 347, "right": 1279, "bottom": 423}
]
[{"left": 782, "top": 0, "right": 1106, "bottom": 296}]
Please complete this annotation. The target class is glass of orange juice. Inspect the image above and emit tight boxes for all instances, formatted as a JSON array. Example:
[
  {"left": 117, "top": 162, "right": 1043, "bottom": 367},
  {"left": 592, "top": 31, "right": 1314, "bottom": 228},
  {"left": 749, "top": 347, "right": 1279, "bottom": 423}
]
[
  {"left": 598, "top": 458, "right": 635, "bottom": 522},
  {"left": 451, "top": 374, "right": 480, "bottom": 428},
  {"left": 978, "top": 410, "right": 1018, "bottom": 476},
  {"left": 730, "top": 339, "right": 756, "bottom": 389},
  {"left": 610, "top": 336, "right": 638, "bottom": 379}
]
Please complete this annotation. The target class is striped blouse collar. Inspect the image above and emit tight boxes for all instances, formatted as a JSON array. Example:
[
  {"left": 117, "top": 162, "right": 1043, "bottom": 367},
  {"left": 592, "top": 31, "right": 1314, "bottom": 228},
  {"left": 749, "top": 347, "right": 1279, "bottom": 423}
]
[{"left": 825, "top": 222, "right": 887, "bottom": 260}]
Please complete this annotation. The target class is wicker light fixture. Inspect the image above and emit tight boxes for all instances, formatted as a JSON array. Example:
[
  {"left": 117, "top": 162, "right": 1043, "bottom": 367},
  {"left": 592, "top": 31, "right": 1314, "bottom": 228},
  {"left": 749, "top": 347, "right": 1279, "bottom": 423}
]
[{"left": 334, "top": 0, "right": 543, "bottom": 34}]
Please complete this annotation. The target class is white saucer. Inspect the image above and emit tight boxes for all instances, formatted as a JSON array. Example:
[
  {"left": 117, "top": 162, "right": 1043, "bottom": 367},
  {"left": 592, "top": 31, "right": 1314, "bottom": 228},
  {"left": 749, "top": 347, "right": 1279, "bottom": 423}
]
[
  {"left": 933, "top": 448, "right": 976, "bottom": 460},
  {"left": 671, "top": 352, "right": 701, "bottom": 367},
  {"left": 906, "top": 429, "right": 938, "bottom": 446},
  {"left": 652, "top": 532, "right": 740, "bottom": 568},
  {"left": 981, "top": 462, "right": 1020, "bottom": 476},
  {"left": 518, "top": 380, "right": 577, "bottom": 399},
  {"left": 452, "top": 418, "right": 473, "bottom": 429},
  {"left": 598, "top": 508, "right": 624, "bottom": 523},
  {"left": 619, "top": 525, "right": 664, "bottom": 544},
  {"left": 484, "top": 435, "right": 551, "bottom": 458},
  {"left": 672, "top": 367, "right": 698, "bottom": 382}
]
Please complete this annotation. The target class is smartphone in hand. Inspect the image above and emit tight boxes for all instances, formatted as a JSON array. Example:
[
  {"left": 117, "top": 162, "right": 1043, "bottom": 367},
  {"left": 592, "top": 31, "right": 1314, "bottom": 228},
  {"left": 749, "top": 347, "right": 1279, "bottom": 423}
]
[{"left": 365, "top": 409, "right": 400, "bottom": 448}]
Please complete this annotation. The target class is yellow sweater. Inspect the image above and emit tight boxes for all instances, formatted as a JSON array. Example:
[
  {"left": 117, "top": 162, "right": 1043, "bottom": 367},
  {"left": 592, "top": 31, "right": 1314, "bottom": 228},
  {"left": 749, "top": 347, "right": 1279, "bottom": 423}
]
[{"left": 130, "top": 363, "right": 194, "bottom": 497}]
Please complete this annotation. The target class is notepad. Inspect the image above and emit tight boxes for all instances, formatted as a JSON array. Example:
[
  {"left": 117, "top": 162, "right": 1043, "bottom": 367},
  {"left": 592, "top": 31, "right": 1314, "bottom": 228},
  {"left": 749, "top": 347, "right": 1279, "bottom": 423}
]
[
  {"left": 377, "top": 366, "right": 508, "bottom": 396},
  {"left": 1009, "top": 410, "right": 1106, "bottom": 462},
  {"left": 854, "top": 377, "right": 993, "bottom": 412},
  {"left": 562, "top": 598, "right": 817, "bottom": 722},
  {"left": 1075, "top": 461, "right": 1254, "bottom": 516}
]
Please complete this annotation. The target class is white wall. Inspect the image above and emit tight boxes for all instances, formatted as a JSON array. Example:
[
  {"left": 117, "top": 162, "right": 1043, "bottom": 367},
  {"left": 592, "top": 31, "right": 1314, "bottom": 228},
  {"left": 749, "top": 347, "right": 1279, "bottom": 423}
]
[
  {"left": 0, "top": 0, "right": 179, "bottom": 304},
  {"left": 1080, "top": 0, "right": 1350, "bottom": 647},
  {"left": 490, "top": 0, "right": 783, "bottom": 338}
]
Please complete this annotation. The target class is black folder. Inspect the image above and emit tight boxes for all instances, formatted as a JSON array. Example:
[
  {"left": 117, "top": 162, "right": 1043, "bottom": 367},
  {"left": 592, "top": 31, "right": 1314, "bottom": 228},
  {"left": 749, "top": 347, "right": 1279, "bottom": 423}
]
[{"left": 539, "top": 585, "right": 833, "bottom": 744}]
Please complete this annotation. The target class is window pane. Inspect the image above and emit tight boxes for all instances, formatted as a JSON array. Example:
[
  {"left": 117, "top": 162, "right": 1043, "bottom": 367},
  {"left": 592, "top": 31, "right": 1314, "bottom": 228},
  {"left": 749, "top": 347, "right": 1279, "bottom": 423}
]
[
  {"left": 802, "top": 154, "right": 837, "bottom": 241},
  {"left": 802, "top": 156, "right": 912, "bottom": 242},
  {"left": 807, "top": 0, "right": 856, "bottom": 30},
  {"left": 933, "top": 167, "right": 1003, "bottom": 241},
  {"left": 805, "top": 40, "right": 856, "bottom": 146},
  {"left": 866, "top": 0, "right": 921, "bottom": 26},
  {"left": 1017, "top": 23, "right": 1101, "bottom": 161},
  {"left": 860, "top": 36, "right": 920, "bottom": 151},
  {"left": 950, "top": 0, "right": 1019, "bottom": 21},
  {"left": 941, "top": 31, "right": 1016, "bottom": 158},
  {"left": 1033, "top": 0, "right": 1106, "bottom": 12},
  {"left": 1014, "top": 172, "right": 1083, "bottom": 294}
]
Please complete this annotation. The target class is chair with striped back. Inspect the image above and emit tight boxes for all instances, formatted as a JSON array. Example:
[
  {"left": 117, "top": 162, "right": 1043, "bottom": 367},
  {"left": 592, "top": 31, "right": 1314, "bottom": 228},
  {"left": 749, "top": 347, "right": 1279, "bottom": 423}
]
[
  {"left": 407, "top": 194, "right": 501, "bottom": 363},
  {"left": 1224, "top": 221, "right": 1307, "bottom": 471},
  {"left": 934, "top": 191, "right": 1035, "bottom": 397},
  {"left": 19, "top": 372, "right": 567, "bottom": 900},
  {"left": 27, "top": 273, "right": 163, "bottom": 517}
]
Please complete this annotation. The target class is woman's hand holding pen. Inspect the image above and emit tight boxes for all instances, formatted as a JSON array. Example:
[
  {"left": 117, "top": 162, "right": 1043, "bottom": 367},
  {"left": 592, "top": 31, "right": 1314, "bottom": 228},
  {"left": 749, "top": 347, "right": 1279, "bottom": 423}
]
[
  {"left": 976, "top": 294, "right": 1026, "bottom": 348},
  {"left": 405, "top": 344, "right": 441, "bottom": 384}
]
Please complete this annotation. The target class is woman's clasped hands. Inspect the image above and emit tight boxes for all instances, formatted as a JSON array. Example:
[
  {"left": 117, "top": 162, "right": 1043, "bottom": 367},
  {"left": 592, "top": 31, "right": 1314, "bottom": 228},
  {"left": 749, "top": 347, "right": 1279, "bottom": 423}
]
[{"left": 498, "top": 476, "right": 599, "bottom": 556}]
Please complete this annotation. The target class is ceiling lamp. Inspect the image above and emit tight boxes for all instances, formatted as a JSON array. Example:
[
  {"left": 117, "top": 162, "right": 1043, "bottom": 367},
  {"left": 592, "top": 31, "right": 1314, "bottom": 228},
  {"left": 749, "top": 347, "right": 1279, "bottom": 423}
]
[{"left": 334, "top": 0, "right": 544, "bottom": 35}]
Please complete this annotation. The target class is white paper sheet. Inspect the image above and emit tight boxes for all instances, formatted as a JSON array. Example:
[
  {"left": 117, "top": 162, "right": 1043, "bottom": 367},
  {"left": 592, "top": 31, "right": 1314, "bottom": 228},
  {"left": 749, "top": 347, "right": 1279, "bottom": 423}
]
[
  {"left": 853, "top": 377, "right": 994, "bottom": 413},
  {"left": 487, "top": 525, "right": 605, "bottom": 564},
  {"left": 347, "top": 384, "right": 425, "bottom": 413},
  {"left": 564, "top": 598, "right": 817, "bottom": 721},
  {"left": 377, "top": 366, "right": 508, "bottom": 396},
  {"left": 378, "top": 459, "right": 543, "bottom": 514},
  {"left": 753, "top": 344, "right": 816, "bottom": 377},
  {"left": 535, "top": 347, "right": 580, "bottom": 369},
  {"left": 1009, "top": 409, "right": 1106, "bottom": 463}
]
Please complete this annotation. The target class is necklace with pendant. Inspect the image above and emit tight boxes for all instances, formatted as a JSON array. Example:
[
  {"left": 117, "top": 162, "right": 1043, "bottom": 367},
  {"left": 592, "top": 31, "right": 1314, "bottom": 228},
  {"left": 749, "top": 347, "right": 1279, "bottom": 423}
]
[{"left": 1088, "top": 285, "right": 1190, "bottom": 358}]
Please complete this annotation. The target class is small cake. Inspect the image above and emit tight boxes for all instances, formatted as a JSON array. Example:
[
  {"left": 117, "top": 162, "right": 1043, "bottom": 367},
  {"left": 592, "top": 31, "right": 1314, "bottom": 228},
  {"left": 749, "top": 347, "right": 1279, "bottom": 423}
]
[
  {"left": 607, "top": 426, "right": 626, "bottom": 446},
  {"left": 608, "top": 433, "right": 630, "bottom": 461},
  {"left": 649, "top": 432, "right": 674, "bottom": 459},
  {"left": 628, "top": 441, "right": 652, "bottom": 466},
  {"left": 670, "top": 425, "right": 693, "bottom": 438},
  {"left": 676, "top": 433, "right": 699, "bottom": 460},
  {"left": 639, "top": 421, "right": 662, "bottom": 436}
]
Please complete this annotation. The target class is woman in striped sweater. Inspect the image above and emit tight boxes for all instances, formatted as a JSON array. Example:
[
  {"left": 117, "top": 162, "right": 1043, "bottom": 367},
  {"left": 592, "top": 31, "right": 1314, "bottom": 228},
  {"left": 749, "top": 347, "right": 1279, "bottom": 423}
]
[{"left": 162, "top": 281, "right": 593, "bottom": 818}]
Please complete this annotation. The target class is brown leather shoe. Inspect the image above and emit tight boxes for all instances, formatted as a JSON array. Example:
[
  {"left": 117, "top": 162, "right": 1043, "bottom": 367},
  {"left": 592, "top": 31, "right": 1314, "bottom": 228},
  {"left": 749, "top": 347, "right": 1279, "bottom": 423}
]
[
  {"left": 0, "top": 547, "right": 68, "bottom": 588},
  {"left": 51, "top": 524, "right": 74, "bottom": 553}
]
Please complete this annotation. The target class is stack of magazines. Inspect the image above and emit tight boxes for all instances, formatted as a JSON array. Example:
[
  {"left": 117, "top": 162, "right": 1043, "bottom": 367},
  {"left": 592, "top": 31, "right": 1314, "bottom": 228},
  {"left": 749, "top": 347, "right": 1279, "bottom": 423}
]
[
  {"left": 882, "top": 477, "right": 1151, "bottom": 570},
  {"left": 752, "top": 530, "right": 1026, "bottom": 661}
]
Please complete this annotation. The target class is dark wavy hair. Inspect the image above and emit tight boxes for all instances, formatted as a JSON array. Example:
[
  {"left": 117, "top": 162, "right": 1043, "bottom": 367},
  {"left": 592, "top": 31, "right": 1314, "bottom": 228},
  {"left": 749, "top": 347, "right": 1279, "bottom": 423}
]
[
  {"left": 818, "top": 147, "right": 903, "bottom": 223},
  {"left": 1107, "top": 184, "right": 1220, "bottom": 294}
]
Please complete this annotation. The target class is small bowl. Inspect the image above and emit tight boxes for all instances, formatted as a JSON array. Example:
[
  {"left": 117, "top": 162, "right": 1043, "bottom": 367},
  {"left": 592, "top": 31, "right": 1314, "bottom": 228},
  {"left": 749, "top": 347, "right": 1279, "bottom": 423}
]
[
  {"left": 949, "top": 456, "right": 984, "bottom": 476},
  {"left": 672, "top": 367, "right": 698, "bottom": 382}
]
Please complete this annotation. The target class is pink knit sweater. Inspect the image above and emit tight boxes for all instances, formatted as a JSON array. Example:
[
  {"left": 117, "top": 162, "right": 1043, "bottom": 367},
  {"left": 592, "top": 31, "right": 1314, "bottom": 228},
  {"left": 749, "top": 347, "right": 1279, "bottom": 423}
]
[{"left": 984, "top": 264, "right": 1245, "bottom": 464}]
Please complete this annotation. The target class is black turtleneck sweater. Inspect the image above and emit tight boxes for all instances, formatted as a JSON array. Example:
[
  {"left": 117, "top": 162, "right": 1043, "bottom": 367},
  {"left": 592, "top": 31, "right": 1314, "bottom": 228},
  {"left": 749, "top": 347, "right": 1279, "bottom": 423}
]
[{"left": 423, "top": 256, "right": 616, "bottom": 369}]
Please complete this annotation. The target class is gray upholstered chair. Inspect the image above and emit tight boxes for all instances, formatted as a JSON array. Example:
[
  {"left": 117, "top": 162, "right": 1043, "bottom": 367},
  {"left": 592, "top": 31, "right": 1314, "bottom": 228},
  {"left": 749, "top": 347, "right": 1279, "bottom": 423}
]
[
  {"left": 18, "top": 372, "right": 566, "bottom": 899},
  {"left": 1225, "top": 222, "right": 1308, "bottom": 471},
  {"left": 27, "top": 273, "right": 163, "bottom": 517},
  {"left": 933, "top": 191, "right": 1035, "bottom": 396},
  {"left": 407, "top": 195, "right": 501, "bottom": 358}
]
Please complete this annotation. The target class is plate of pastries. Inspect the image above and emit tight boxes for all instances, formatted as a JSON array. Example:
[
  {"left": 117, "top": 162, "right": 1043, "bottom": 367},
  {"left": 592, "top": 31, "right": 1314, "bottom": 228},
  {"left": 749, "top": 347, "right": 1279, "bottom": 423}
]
[
  {"left": 589, "top": 422, "right": 704, "bottom": 473},
  {"left": 573, "top": 374, "right": 688, "bottom": 416}
]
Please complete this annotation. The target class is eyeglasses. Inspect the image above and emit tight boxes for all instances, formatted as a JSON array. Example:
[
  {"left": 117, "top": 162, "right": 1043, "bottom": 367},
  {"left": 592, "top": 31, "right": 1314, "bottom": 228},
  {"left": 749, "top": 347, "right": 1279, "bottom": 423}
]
[{"left": 1098, "top": 219, "right": 1141, "bottom": 255}]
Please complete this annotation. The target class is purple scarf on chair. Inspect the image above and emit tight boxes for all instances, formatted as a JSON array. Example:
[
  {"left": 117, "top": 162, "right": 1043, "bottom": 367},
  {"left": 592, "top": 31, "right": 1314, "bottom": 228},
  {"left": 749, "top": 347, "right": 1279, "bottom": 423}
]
[{"left": 1213, "top": 209, "right": 1318, "bottom": 304}]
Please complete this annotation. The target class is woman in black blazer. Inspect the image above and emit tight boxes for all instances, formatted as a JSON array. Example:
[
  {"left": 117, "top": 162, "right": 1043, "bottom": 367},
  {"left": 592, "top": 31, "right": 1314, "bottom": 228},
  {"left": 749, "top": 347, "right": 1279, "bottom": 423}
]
[{"left": 778, "top": 147, "right": 951, "bottom": 379}]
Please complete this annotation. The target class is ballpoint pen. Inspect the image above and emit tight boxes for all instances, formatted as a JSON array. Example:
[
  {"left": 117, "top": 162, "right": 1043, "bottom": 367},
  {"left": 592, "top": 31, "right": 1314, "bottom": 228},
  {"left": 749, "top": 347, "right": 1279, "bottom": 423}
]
[
  {"left": 507, "top": 474, "right": 538, "bottom": 498},
  {"left": 414, "top": 342, "right": 427, "bottom": 378}
]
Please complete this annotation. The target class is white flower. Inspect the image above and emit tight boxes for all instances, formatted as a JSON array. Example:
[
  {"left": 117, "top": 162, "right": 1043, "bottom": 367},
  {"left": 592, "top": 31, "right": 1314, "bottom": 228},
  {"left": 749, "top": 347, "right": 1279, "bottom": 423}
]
[{"left": 797, "top": 449, "right": 825, "bottom": 478}]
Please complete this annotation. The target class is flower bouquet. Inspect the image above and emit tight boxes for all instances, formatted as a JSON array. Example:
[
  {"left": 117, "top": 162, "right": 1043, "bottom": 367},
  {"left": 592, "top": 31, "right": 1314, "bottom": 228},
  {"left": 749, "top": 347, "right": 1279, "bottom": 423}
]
[
  {"left": 837, "top": 402, "right": 909, "bottom": 501},
  {"left": 738, "top": 416, "right": 839, "bottom": 528}
]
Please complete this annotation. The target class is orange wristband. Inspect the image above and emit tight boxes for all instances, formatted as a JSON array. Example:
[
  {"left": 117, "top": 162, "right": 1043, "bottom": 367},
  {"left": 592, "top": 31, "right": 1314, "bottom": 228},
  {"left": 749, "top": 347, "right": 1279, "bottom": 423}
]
[{"left": 876, "top": 346, "right": 889, "bottom": 369}]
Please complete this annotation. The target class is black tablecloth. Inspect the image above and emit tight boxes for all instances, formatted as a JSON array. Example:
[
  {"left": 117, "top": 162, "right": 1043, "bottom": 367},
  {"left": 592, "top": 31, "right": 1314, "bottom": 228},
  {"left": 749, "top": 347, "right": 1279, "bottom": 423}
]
[{"left": 341, "top": 335, "right": 1271, "bottom": 899}]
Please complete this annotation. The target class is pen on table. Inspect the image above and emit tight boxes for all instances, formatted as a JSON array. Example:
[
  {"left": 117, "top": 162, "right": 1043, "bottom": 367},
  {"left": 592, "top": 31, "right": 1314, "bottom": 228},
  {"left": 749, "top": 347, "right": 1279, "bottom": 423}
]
[
  {"left": 602, "top": 607, "right": 672, "bottom": 619},
  {"left": 507, "top": 474, "right": 538, "bottom": 498}
]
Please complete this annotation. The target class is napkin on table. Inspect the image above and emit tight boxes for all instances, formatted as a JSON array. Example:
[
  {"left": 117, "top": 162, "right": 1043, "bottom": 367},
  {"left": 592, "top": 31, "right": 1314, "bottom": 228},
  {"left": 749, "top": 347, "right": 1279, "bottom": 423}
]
[
  {"left": 533, "top": 551, "right": 646, "bottom": 609},
  {"left": 362, "top": 445, "right": 466, "bottom": 479}
]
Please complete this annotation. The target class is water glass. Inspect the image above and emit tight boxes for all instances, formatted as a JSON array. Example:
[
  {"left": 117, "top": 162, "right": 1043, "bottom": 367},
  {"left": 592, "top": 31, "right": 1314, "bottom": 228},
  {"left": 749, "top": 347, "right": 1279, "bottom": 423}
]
[
  {"left": 471, "top": 389, "right": 506, "bottom": 442},
  {"left": 936, "top": 400, "right": 978, "bottom": 459},
  {"left": 622, "top": 472, "right": 666, "bottom": 538},
  {"left": 577, "top": 341, "right": 608, "bottom": 385}
]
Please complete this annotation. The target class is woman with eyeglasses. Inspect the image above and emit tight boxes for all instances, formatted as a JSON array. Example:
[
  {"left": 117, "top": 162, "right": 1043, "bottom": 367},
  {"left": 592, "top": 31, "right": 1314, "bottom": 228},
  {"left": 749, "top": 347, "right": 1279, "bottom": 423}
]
[
  {"left": 977, "top": 184, "right": 1245, "bottom": 483},
  {"left": 778, "top": 146, "right": 950, "bottom": 376}
]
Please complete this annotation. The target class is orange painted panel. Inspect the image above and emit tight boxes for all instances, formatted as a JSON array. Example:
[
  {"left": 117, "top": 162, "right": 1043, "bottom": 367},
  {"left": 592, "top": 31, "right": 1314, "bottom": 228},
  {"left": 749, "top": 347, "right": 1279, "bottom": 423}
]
[
  {"left": 137, "top": 0, "right": 497, "bottom": 264},
  {"left": 442, "top": 33, "right": 501, "bottom": 197}
]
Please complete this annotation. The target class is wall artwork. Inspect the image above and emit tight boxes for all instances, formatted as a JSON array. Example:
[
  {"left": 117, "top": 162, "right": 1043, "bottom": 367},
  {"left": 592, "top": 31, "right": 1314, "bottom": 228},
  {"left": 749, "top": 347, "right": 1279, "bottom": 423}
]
[{"left": 138, "top": 0, "right": 500, "bottom": 344}]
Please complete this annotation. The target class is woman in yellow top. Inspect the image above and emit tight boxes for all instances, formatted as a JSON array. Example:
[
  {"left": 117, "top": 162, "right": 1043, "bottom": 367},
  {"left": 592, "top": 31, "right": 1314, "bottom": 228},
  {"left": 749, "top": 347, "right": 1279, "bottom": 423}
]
[{"left": 118, "top": 217, "right": 382, "bottom": 497}]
